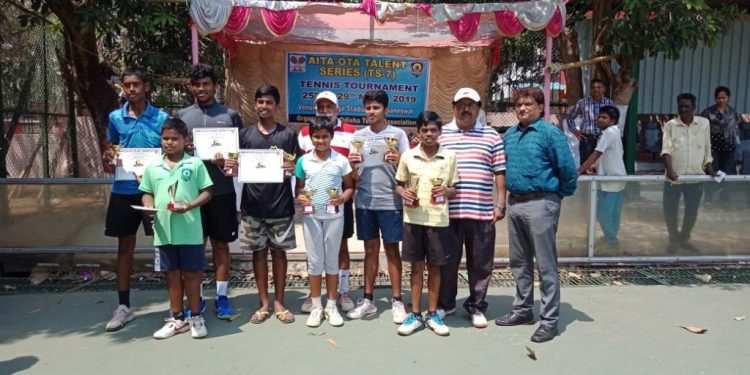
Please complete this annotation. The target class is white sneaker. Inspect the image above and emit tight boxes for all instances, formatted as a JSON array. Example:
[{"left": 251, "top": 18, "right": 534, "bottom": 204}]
[
  {"left": 426, "top": 313, "right": 450, "bottom": 336},
  {"left": 325, "top": 304, "right": 344, "bottom": 327},
  {"left": 391, "top": 299, "right": 407, "bottom": 324},
  {"left": 346, "top": 298, "right": 377, "bottom": 319},
  {"left": 339, "top": 292, "right": 355, "bottom": 312},
  {"left": 307, "top": 306, "right": 324, "bottom": 327},
  {"left": 471, "top": 312, "right": 488, "bottom": 328},
  {"left": 397, "top": 313, "right": 424, "bottom": 336},
  {"left": 436, "top": 307, "right": 455, "bottom": 320},
  {"left": 189, "top": 315, "right": 207, "bottom": 339},
  {"left": 106, "top": 304, "right": 135, "bottom": 332},
  {"left": 153, "top": 317, "right": 189, "bottom": 339},
  {"left": 301, "top": 296, "right": 313, "bottom": 314}
]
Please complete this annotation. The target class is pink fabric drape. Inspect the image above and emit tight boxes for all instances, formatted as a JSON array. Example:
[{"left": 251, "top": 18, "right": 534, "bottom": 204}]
[
  {"left": 494, "top": 10, "right": 524, "bottom": 37},
  {"left": 261, "top": 8, "right": 298, "bottom": 36},
  {"left": 416, "top": 3, "right": 432, "bottom": 16},
  {"left": 359, "top": 0, "right": 377, "bottom": 18},
  {"left": 210, "top": 32, "right": 239, "bottom": 59},
  {"left": 224, "top": 7, "right": 252, "bottom": 34},
  {"left": 447, "top": 13, "right": 481, "bottom": 43},
  {"left": 545, "top": 7, "right": 564, "bottom": 37}
]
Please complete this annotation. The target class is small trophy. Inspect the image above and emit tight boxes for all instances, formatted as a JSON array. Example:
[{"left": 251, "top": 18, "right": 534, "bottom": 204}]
[
  {"left": 326, "top": 188, "right": 340, "bottom": 214},
  {"left": 383, "top": 135, "right": 398, "bottom": 162},
  {"left": 351, "top": 138, "right": 365, "bottom": 164},
  {"left": 224, "top": 152, "right": 238, "bottom": 177},
  {"left": 403, "top": 176, "right": 419, "bottom": 208},
  {"left": 272, "top": 146, "right": 296, "bottom": 178},
  {"left": 430, "top": 177, "right": 446, "bottom": 205},
  {"left": 111, "top": 144, "right": 122, "bottom": 166},
  {"left": 302, "top": 188, "right": 316, "bottom": 215},
  {"left": 167, "top": 181, "right": 185, "bottom": 211}
]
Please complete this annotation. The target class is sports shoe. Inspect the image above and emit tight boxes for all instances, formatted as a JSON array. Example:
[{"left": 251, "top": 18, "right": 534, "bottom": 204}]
[
  {"left": 471, "top": 312, "right": 488, "bottom": 328},
  {"left": 436, "top": 307, "right": 455, "bottom": 320},
  {"left": 153, "top": 317, "right": 189, "bottom": 339},
  {"left": 189, "top": 315, "right": 207, "bottom": 339},
  {"left": 397, "top": 313, "right": 424, "bottom": 336},
  {"left": 105, "top": 304, "right": 135, "bottom": 332},
  {"left": 215, "top": 296, "right": 237, "bottom": 320},
  {"left": 185, "top": 297, "right": 207, "bottom": 317},
  {"left": 391, "top": 299, "right": 407, "bottom": 324},
  {"left": 346, "top": 298, "right": 377, "bottom": 319},
  {"left": 426, "top": 313, "right": 450, "bottom": 336},
  {"left": 339, "top": 292, "right": 355, "bottom": 312},
  {"left": 325, "top": 304, "right": 345, "bottom": 327},
  {"left": 301, "top": 296, "right": 313, "bottom": 314},
  {"left": 307, "top": 306, "right": 324, "bottom": 327}
]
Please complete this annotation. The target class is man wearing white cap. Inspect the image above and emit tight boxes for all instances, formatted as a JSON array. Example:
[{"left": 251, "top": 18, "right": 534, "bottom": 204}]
[
  {"left": 437, "top": 87, "right": 507, "bottom": 328},
  {"left": 298, "top": 91, "right": 357, "bottom": 313}
]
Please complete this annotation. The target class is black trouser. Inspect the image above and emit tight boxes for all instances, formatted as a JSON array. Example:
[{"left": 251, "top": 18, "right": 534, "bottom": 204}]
[
  {"left": 579, "top": 134, "right": 599, "bottom": 162},
  {"left": 663, "top": 182, "right": 703, "bottom": 243}
]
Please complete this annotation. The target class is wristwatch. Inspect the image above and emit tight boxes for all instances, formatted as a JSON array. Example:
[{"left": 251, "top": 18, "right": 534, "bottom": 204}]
[{"left": 495, "top": 204, "right": 506, "bottom": 214}]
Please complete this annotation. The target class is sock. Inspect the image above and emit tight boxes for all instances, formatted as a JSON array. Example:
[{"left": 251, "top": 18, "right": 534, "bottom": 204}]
[
  {"left": 364, "top": 293, "right": 374, "bottom": 302},
  {"left": 392, "top": 296, "right": 402, "bottom": 302},
  {"left": 199, "top": 283, "right": 204, "bottom": 299},
  {"left": 427, "top": 310, "right": 436, "bottom": 317},
  {"left": 338, "top": 269, "right": 350, "bottom": 294},
  {"left": 172, "top": 311, "right": 184, "bottom": 320},
  {"left": 118, "top": 290, "right": 130, "bottom": 308},
  {"left": 216, "top": 281, "right": 229, "bottom": 297},
  {"left": 311, "top": 296, "right": 322, "bottom": 308},
  {"left": 326, "top": 299, "right": 336, "bottom": 308}
]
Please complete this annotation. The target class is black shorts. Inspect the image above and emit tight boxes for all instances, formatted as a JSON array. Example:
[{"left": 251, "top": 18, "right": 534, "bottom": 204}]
[
  {"left": 402, "top": 223, "right": 453, "bottom": 266},
  {"left": 201, "top": 192, "right": 239, "bottom": 243},
  {"left": 105, "top": 193, "right": 154, "bottom": 237},
  {"left": 342, "top": 198, "right": 354, "bottom": 240}
]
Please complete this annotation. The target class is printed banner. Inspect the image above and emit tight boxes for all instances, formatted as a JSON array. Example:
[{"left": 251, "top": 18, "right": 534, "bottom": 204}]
[{"left": 287, "top": 52, "right": 430, "bottom": 127}]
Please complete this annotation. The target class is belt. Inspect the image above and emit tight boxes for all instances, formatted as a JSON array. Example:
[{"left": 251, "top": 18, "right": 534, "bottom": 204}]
[{"left": 509, "top": 192, "right": 549, "bottom": 202}]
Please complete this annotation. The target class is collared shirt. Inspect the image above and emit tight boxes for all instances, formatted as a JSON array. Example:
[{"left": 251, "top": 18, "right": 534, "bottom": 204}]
[
  {"left": 108, "top": 101, "right": 170, "bottom": 194},
  {"left": 298, "top": 119, "right": 356, "bottom": 156},
  {"left": 139, "top": 153, "right": 213, "bottom": 246},
  {"left": 294, "top": 150, "right": 352, "bottom": 219},
  {"left": 660, "top": 116, "right": 713, "bottom": 177},
  {"left": 504, "top": 118, "right": 577, "bottom": 197},
  {"left": 566, "top": 96, "right": 615, "bottom": 135},
  {"left": 395, "top": 145, "right": 459, "bottom": 227},
  {"left": 700, "top": 104, "right": 740, "bottom": 151},
  {"left": 439, "top": 120, "right": 506, "bottom": 221},
  {"left": 595, "top": 126, "right": 626, "bottom": 192}
]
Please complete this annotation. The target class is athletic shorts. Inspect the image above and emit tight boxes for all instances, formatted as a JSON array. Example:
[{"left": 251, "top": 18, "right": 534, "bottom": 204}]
[
  {"left": 342, "top": 199, "right": 354, "bottom": 240},
  {"left": 239, "top": 215, "right": 296, "bottom": 251},
  {"left": 105, "top": 193, "right": 154, "bottom": 237},
  {"left": 401, "top": 223, "right": 452, "bottom": 266},
  {"left": 201, "top": 192, "right": 239, "bottom": 243},
  {"left": 355, "top": 208, "right": 403, "bottom": 243},
  {"left": 154, "top": 244, "right": 206, "bottom": 272}
]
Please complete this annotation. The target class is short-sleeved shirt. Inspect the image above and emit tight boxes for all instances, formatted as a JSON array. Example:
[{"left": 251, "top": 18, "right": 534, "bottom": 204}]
[
  {"left": 438, "top": 120, "right": 506, "bottom": 221},
  {"left": 595, "top": 126, "right": 626, "bottom": 192},
  {"left": 660, "top": 116, "right": 713, "bottom": 181},
  {"left": 298, "top": 119, "right": 356, "bottom": 156},
  {"left": 176, "top": 102, "right": 244, "bottom": 196},
  {"left": 139, "top": 153, "right": 213, "bottom": 246},
  {"left": 349, "top": 125, "right": 410, "bottom": 210},
  {"left": 295, "top": 150, "right": 352, "bottom": 219},
  {"left": 239, "top": 123, "right": 300, "bottom": 218},
  {"left": 395, "top": 145, "right": 459, "bottom": 227},
  {"left": 108, "top": 101, "right": 170, "bottom": 195},
  {"left": 566, "top": 96, "right": 616, "bottom": 135}
]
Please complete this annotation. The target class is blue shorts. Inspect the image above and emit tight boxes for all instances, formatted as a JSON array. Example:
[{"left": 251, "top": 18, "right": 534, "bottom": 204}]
[
  {"left": 355, "top": 208, "right": 403, "bottom": 243},
  {"left": 155, "top": 244, "right": 206, "bottom": 272}
]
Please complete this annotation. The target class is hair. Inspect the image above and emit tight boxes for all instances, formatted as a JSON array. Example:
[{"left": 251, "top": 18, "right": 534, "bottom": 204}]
[
  {"left": 308, "top": 115, "right": 335, "bottom": 136},
  {"left": 416, "top": 111, "right": 443, "bottom": 131},
  {"left": 189, "top": 63, "right": 218, "bottom": 84},
  {"left": 255, "top": 84, "right": 280, "bottom": 104},
  {"left": 599, "top": 105, "right": 620, "bottom": 123},
  {"left": 590, "top": 78, "right": 607, "bottom": 87},
  {"left": 512, "top": 87, "right": 545, "bottom": 106},
  {"left": 677, "top": 92, "right": 697, "bottom": 106},
  {"left": 714, "top": 86, "right": 731, "bottom": 98},
  {"left": 162, "top": 118, "right": 190, "bottom": 138},
  {"left": 362, "top": 90, "right": 389, "bottom": 108},
  {"left": 120, "top": 66, "right": 149, "bottom": 84}
]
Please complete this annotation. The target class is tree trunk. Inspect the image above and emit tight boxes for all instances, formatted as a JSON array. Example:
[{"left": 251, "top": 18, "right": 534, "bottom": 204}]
[
  {"left": 613, "top": 57, "right": 638, "bottom": 105},
  {"left": 558, "top": 26, "right": 584, "bottom": 106},
  {"left": 591, "top": 0, "right": 613, "bottom": 88}
]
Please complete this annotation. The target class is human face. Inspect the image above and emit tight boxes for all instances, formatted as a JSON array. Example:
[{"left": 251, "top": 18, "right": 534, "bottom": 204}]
[
  {"left": 677, "top": 99, "right": 695, "bottom": 121},
  {"left": 514, "top": 96, "right": 542, "bottom": 126},
  {"left": 191, "top": 77, "right": 216, "bottom": 106},
  {"left": 452, "top": 99, "right": 480, "bottom": 130},
  {"left": 597, "top": 113, "right": 615, "bottom": 130},
  {"left": 364, "top": 100, "right": 387, "bottom": 127},
  {"left": 162, "top": 129, "right": 186, "bottom": 156},
  {"left": 591, "top": 82, "right": 606, "bottom": 100},
  {"left": 715, "top": 91, "right": 729, "bottom": 109},
  {"left": 418, "top": 122, "right": 441, "bottom": 148},
  {"left": 316, "top": 99, "right": 339, "bottom": 122},
  {"left": 255, "top": 94, "right": 278, "bottom": 120},
  {"left": 311, "top": 128, "right": 333, "bottom": 153},
  {"left": 122, "top": 74, "right": 148, "bottom": 105}
]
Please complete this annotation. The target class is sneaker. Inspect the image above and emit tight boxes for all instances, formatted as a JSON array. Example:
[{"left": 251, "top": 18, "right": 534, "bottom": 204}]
[
  {"left": 105, "top": 305, "right": 135, "bottom": 332},
  {"left": 391, "top": 299, "right": 407, "bottom": 324},
  {"left": 301, "top": 296, "right": 313, "bottom": 314},
  {"left": 185, "top": 297, "right": 207, "bottom": 317},
  {"left": 339, "top": 292, "right": 355, "bottom": 312},
  {"left": 346, "top": 298, "right": 377, "bottom": 319},
  {"left": 426, "top": 313, "right": 450, "bottom": 336},
  {"left": 306, "top": 306, "right": 324, "bottom": 327},
  {"left": 214, "top": 296, "right": 237, "bottom": 320},
  {"left": 436, "top": 307, "right": 456, "bottom": 320},
  {"left": 471, "top": 312, "right": 488, "bottom": 328},
  {"left": 325, "top": 304, "right": 344, "bottom": 327},
  {"left": 189, "top": 315, "right": 207, "bottom": 339},
  {"left": 153, "top": 317, "right": 189, "bottom": 339},
  {"left": 397, "top": 313, "right": 424, "bottom": 336}
]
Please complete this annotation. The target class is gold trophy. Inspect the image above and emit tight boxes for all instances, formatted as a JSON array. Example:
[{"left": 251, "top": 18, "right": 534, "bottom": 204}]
[
  {"left": 403, "top": 176, "right": 419, "bottom": 208},
  {"left": 326, "top": 187, "right": 340, "bottom": 214},
  {"left": 383, "top": 135, "right": 398, "bottom": 162},
  {"left": 351, "top": 138, "right": 365, "bottom": 164},
  {"left": 167, "top": 181, "right": 185, "bottom": 211},
  {"left": 111, "top": 144, "right": 122, "bottom": 166},
  {"left": 224, "top": 152, "right": 238, "bottom": 177},
  {"left": 302, "top": 188, "right": 316, "bottom": 215},
  {"left": 430, "top": 177, "right": 446, "bottom": 205}
]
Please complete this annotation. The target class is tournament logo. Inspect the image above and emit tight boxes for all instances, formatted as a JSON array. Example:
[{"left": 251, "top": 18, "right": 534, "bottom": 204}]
[
  {"left": 410, "top": 62, "right": 424, "bottom": 78},
  {"left": 181, "top": 168, "right": 193, "bottom": 181},
  {"left": 289, "top": 54, "right": 307, "bottom": 73}
]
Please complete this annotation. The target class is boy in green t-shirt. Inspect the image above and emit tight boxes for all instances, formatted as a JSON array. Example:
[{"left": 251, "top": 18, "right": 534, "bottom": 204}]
[{"left": 139, "top": 118, "right": 213, "bottom": 339}]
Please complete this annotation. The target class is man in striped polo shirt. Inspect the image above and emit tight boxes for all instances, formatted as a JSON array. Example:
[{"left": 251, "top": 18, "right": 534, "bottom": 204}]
[{"left": 437, "top": 87, "right": 507, "bottom": 329}]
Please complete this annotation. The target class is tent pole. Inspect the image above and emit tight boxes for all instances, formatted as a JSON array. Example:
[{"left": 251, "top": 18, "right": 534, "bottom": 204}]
[
  {"left": 543, "top": 34, "right": 553, "bottom": 119},
  {"left": 192, "top": 25, "right": 199, "bottom": 65}
]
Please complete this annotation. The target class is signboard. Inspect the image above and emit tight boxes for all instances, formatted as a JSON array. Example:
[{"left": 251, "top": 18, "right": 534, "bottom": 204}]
[{"left": 287, "top": 52, "right": 430, "bottom": 127}]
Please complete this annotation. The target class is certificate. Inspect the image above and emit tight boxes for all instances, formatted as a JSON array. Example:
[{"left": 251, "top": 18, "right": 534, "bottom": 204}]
[
  {"left": 192, "top": 128, "right": 239, "bottom": 160},
  {"left": 115, "top": 148, "right": 161, "bottom": 181},
  {"left": 361, "top": 136, "right": 387, "bottom": 167},
  {"left": 238, "top": 149, "right": 284, "bottom": 183}
]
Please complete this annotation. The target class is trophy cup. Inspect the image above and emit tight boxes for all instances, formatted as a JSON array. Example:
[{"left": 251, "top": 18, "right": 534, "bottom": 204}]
[
  {"left": 403, "top": 176, "right": 419, "bottom": 208},
  {"left": 301, "top": 188, "right": 316, "bottom": 215},
  {"left": 224, "top": 152, "right": 238, "bottom": 177},
  {"left": 430, "top": 177, "right": 446, "bottom": 205},
  {"left": 167, "top": 181, "right": 185, "bottom": 211},
  {"left": 111, "top": 144, "right": 122, "bottom": 166},
  {"left": 271, "top": 146, "right": 296, "bottom": 177},
  {"left": 383, "top": 135, "right": 398, "bottom": 162},
  {"left": 351, "top": 138, "right": 365, "bottom": 163},
  {"left": 326, "top": 188, "right": 340, "bottom": 214}
]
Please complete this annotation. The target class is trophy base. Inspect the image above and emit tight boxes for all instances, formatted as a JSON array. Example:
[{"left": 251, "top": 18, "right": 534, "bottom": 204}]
[
  {"left": 431, "top": 195, "right": 446, "bottom": 205},
  {"left": 404, "top": 198, "right": 419, "bottom": 208},
  {"left": 224, "top": 166, "right": 237, "bottom": 177},
  {"left": 325, "top": 204, "right": 339, "bottom": 215},
  {"left": 167, "top": 203, "right": 185, "bottom": 211},
  {"left": 303, "top": 206, "right": 315, "bottom": 215}
]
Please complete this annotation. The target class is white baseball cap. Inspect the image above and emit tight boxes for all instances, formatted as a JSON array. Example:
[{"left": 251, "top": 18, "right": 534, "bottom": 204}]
[
  {"left": 315, "top": 91, "right": 339, "bottom": 107},
  {"left": 453, "top": 87, "right": 481, "bottom": 103}
]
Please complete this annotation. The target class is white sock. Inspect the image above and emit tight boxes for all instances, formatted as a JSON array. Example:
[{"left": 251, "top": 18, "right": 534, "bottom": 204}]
[
  {"left": 339, "top": 269, "right": 350, "bottom": 294},
  {"left": 326, "top": 299, "right": 336, "bottom": 308},
  {"left": 311, "top": 296, "right": 322, "bottom": 308},
  {"left": 216, "top": 281, "right": 229, "bottom": 297}
]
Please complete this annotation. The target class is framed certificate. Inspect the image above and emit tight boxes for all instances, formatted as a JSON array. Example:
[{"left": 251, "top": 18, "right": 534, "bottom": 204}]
[
  {"left": 115, "top": 148, "right": 161, "bottom": 181},
  {"left": 192, "top": 128, "right": 239, "bottom": 160},
  {"left": 238, "top": 149, "right": 284, "bottom": 183}
]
